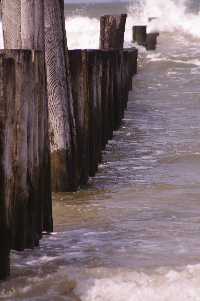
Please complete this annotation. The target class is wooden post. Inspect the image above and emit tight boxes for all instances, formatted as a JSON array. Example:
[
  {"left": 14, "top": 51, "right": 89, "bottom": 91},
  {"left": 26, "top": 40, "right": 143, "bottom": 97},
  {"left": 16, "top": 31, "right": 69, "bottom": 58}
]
[
  {"left": 113, "top": 50, "right": 124, "bottom": 129},
  {"left": 44, "top": 0, "right": 78, "bottom": 192},
  {"left": 21, "top": 0, "right": 45, "bottom": 49},
  {"left": 3, "top": 0, "right": 78, "bottom": 192},
  {"left": 146, "top": 33, "right": 159, "bottom": 50},
  {"left": 2, "top": 0, "right": 21, "bottom": 48},
  {"left": 100, "top": 14, "right": 127, "bottom": 49},
  {"left": 87, "top": 50, "right": 103, "bottom": 176},
  {"left": 100, "top": 50, "right": 112, "bottom": 148},
  {"left": 0, "top": 55, "right": 12, "bottom": 279},
  {"left": 0, "top": 50, "right": 52, "bottom": 278},
  {"left": 68, "top": 50, "right": 90, "bottom": 185},
  {"left": 132, "top": 25, "right": 147, "bottom": 46},
  {"left": 123, "top": 48, "right": 138, "bottom": 90}
]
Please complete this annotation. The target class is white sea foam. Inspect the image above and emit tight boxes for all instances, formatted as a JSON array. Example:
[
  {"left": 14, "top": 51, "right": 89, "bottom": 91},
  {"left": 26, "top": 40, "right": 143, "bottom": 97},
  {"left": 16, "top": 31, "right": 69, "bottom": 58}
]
[
  {"left": 65, "top": 0, "right": 200, "bottom": 50},
  {"left": 66, "top": 16, "right": 100, "bottom": 49},
  {"left": 76, "top": 264, "right": 200, "bottom": 301},
  {"left": 128, "top": 0, "right": 200, "bottom": 38}
]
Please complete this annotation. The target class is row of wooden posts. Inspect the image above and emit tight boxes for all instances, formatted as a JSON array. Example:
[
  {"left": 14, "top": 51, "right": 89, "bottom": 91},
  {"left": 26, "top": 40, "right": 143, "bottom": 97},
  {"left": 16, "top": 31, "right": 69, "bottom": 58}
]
[{"left": 0, "top": 1, "right": 138, "bottom": 280}]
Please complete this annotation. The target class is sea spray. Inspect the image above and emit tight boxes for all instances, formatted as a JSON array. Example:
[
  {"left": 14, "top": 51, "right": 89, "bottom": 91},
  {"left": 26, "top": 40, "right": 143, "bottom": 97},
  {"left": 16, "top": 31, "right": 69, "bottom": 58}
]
[
  {"left": 66, "top": 16, "right": 100, "bottom": 49},
  {"left": 66, "top": 0, "right": 200, "bottom": 50},
  {"left": 127, "top": 0, "right": 200, "bottom": 38}
]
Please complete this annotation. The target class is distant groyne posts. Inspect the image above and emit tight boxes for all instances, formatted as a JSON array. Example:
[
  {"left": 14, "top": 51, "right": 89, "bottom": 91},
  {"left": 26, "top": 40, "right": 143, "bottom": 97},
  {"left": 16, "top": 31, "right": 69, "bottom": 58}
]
[
  {"left": 0, "top": 2, "right": 138, "bottom": 280},
  {"left": 69, "top": 47, "right": 138, "bottom": 183},
  {"left": 0, "top": 50, "right": 52, "bottom": 280},
  {"left": 133, "top": 25, "right": 147, "bottom": 46},
  {"left": 146, "top": 32, "right": 159, "bottom": 50},
  {"left": 133, "top": 24, "right": 159, "bottom": 50}
]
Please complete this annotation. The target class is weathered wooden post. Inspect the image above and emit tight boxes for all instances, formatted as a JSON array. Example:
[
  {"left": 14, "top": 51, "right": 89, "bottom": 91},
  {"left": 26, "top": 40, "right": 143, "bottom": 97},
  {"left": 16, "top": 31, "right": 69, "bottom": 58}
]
[
  {"left": 0, "top": 50, "right": 52, "bottom": 277},
  {"left": 87, "top": 50, "right": 103, "bottom": 176},
  {"left": 44, "top": 0, "right": 78, "bottom": 192},
  {"left": 100, "top": 50, "right": 113, "bottom": 148},
  {"left": 68, "top": 50, "right": 90, "bottom": 185},
  {"left": 0, "top": 56, "right": 12, "bottom": 278},
  {"left": 2, "top": 0, "right": 44, "bottom": 49},
  {"left": 100, "top": 14, "right": 127, "bottom": 49},
  {"left": 146, "top": 33, "right": 159, "bottom": 50},
  {"left": 123, "top": 48, "right": 138, "bottom": 90},
  {"left": 1, "top": 0, "right": 53, "bottom": 278},
  {"left": 132, "top": 25, "right": 147, "bottom": 46},
  {"left": 3, "top": 0, "right": 79, "bottom": 192},
  {"left": 2, "top": 0, "right": 21, "bottom": 48}
]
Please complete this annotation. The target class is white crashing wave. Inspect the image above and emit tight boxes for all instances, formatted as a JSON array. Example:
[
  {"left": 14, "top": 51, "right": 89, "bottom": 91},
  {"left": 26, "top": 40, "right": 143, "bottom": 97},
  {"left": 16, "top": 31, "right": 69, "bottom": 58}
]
[
  {"left": 66, "top": 16, "right": 100, "bottom": 49},
  {"left": 127, "top": 0, "right": 200, "bottom": 38},
  {"left": 76, "top": 264, "right": 200, "bottom": 301},
  {"left": 66, "top": 0, "right": 200, "bottom": 49}
]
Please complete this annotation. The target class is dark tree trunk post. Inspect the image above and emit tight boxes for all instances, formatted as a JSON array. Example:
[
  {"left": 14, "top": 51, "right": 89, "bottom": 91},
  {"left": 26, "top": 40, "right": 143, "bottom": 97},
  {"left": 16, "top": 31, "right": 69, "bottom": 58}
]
[{"left": 100, "top": 14, "right": 127, "bottom": 49}]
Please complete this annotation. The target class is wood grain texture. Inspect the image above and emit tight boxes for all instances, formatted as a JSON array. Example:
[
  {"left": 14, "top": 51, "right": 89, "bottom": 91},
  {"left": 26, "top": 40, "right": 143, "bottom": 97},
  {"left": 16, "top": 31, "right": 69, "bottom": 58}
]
[
  {"left": 0, "top": 50, "right": 52, "bottom": 278},
  {"left": 21, "top": 0, "right": 44, "bottom": 50},
  {"left": 69, "top": 50, "right": 90, "bottom": 185},
  {"left": 0, "top": 55, "right": 13, "bottom": 279},
  {"left": 2, "top": 0, "right": 44, "bottom": 50},
  {"left": 100, "top": 14, "right": 127, "bottom": 50},
  {"left": 44, "top": 0, "right": 78, "bottom": 191},
  {"left": 2, "top": 0, "right": 21, "bottom": 48}
]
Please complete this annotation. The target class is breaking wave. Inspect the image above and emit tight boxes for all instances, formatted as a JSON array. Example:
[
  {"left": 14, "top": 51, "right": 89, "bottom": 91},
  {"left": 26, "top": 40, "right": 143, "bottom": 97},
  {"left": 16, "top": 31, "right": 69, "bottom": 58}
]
[{"left": 127, "top": 0, "right": 200, "bottom": 38}]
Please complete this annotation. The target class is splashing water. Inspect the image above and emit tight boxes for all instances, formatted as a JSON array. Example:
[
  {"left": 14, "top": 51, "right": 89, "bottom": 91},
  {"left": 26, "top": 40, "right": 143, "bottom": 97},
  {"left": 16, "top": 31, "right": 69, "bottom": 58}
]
[
  {"left": 127, "top": 0, "right": 200, "bottom": 38},
  {"left": 66, "top": 16, "right": 100, "bottom": 49},
  {"left": 65, "top": 0, "right": 200, "bottom": 49}
]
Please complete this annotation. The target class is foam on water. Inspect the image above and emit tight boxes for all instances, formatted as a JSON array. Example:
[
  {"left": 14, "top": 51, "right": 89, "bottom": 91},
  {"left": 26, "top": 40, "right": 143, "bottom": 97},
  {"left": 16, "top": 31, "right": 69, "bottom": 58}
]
[{"left": 76, "top": 264, "right": 200, "bottom": 301}]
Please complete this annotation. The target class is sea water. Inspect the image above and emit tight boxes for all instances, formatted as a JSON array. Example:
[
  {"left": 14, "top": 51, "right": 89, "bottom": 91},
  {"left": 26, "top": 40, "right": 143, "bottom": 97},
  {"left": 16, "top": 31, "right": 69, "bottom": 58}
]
[{"left": 1, "top": 0, "right": 200, "bottom": 300}]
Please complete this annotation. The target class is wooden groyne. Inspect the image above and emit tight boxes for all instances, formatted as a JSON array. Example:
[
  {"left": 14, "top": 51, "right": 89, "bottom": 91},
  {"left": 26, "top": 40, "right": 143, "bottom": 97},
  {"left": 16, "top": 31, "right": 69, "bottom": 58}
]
[
  {"left": 100, "top": 14, "right": 127, "bottom": 49},
  {"left": 69, "top": 47, "right": 138, "bottom": 183},
  {"left": 0, "top": 3, "right": 138, "bottom": 280},
  {"left": 0, "top": 50, "right": 52, "bottom": 280}
]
